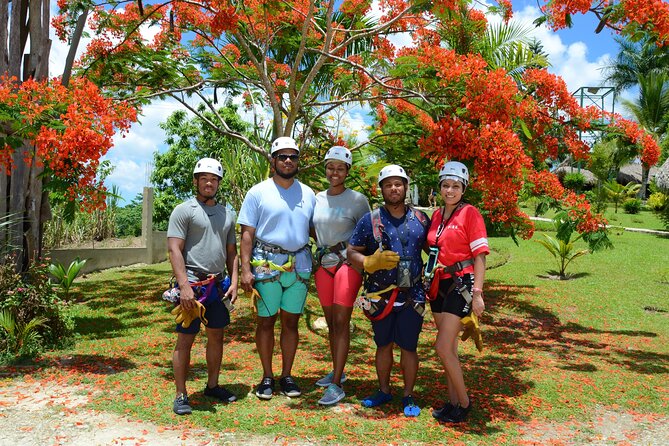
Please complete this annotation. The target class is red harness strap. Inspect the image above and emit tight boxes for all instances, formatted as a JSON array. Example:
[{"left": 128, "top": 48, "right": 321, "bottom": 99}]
[{"left": 365, "top": 288, "right": 400, "bottom": 322}]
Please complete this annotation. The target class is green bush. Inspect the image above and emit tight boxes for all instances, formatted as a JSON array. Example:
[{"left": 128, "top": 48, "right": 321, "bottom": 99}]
[
  {"left": 0, "top": 257, "right": 74, "bottom": 362},
  {"left": 623, "top": 198, "right": 642, "bottom": 214},
  {"left": 563, "top": 172, "right": 586, "bottom": 192},
  {"left": 648, "top": 192, "right": 667, "bottom": 212}
]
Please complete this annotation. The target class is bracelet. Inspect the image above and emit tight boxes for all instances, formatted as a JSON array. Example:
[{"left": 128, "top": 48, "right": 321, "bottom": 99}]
[{"left": 472, "top": 287, "right": 483, "bottom": 294}]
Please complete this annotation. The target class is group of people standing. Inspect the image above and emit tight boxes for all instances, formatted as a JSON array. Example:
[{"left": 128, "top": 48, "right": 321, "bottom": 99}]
[{"left": 166, "top": 136, "right": 488, "bottom": 425}]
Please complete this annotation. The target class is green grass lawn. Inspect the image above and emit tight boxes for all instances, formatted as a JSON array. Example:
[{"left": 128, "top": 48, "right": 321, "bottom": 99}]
[{"left": 2, "top": 229, "right": 668, "bottom": 444}]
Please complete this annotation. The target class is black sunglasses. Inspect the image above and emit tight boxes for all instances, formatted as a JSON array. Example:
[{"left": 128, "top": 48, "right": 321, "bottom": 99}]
[{"left": 274, "top": 154, "right": 299, "bottom": 162}]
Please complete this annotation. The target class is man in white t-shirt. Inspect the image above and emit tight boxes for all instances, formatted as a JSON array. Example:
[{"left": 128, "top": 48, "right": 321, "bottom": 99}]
[{"left": 237, "top": 136, "right": 316, "bottom": 401}]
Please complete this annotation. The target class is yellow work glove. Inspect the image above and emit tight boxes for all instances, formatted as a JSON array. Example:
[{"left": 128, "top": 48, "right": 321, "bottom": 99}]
[
  {"left": 363, "top": 249, "right": 400, "bottom": 274},
  {"left": 171, "top": 301, "right": 208, "bottom": 328},
  {"left": 461, "top": 312, "right": 483, "bottom": 352}
]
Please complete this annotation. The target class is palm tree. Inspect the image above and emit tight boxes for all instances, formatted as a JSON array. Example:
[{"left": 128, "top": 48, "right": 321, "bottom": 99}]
[
  {"left": 604, "top": 37, "right": 669, "bottom": 95},
  {"left": 621, "top": 72, "right": 669, "bottom": 197},
  {"left": 480, "top": 22, "right": 550, "bottom": 81},
  {"left": 604, "top": 37, "right": 669, "bottom": 198}
]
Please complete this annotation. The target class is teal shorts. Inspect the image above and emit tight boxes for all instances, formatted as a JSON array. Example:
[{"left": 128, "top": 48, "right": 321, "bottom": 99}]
[{"left": 254, "top": 271, "right": 311, "bottom": 317}]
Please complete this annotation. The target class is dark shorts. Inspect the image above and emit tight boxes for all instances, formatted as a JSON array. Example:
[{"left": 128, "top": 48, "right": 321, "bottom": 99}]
[
  {"left": 429, "top": 274, "right": 474, "bottom": 318},
  {"left": 176, "top": 282, "right": 231, "bottom": 334},
  {"left": 370, "top": 296, "right": 424, "bottom": 352}
]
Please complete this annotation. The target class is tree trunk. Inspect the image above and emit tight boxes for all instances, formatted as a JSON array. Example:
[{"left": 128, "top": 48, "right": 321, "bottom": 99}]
[
  {"left": 639, "top": 164, "right": 650, "bottom": 199},
  {"left": 1, "top": 0, "right": 51, "bottom": 271}
]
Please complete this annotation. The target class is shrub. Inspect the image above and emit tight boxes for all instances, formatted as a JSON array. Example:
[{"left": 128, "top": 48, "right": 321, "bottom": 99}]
[
  {"left": 563, "top": 172, "right": 586, "bottom": 192},
  {"left": 623, "top": 198, "right": 642, "bottom": 214},
  {"left": 648, "top": 192, "right": 667, "bottom": 212},
  {"left": 0, "top": 256, "right": 74, "bottom": 362}
]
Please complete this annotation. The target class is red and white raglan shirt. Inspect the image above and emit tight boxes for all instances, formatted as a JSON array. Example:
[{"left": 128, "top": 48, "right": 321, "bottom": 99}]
[{"left": 426, "top": 204, "right": 489, "bottom": 280}]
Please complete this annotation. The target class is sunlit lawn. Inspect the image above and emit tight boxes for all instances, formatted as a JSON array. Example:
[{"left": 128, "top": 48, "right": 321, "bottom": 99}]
[{"left": 3, "top": 228, "right": 668, "bottom": 444}]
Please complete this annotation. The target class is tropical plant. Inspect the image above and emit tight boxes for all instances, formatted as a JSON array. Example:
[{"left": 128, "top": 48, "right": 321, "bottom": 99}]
[
  {"left": 0, "top": 257, "right": 74, "bottom": 352},
  {"left": 0, "top": 309, "right": 48, "bottom": 361},
  {"left": 648, "top": 192, "right": 667, "bottom": 212},
  {"left": 535, "top": 211, "right": 594, "bottom": 279},
  {"left": 622, "top": 198, "right": 642, "bottom": 214},
  {"left": 604, "top": 181, "right": 641, "bottom": 213},
  {"left": 563, "top": 172, "right": 586, "bottom": 193},
  {"left": 48, "top": 257, "right": 87, "bottom": 299},
  {"left": 535, "top": 232, "right": 589, "bottom": 279}
]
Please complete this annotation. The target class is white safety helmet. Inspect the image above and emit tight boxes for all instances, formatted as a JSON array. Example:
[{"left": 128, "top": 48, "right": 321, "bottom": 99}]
[
  {"left": 439, "top": 161, "right": 469, "bottom": 188},
  {"left": 193, "top": 157, "right": 224, "bottom": 178},
  {"left": 324, "top": 146, "right": 352, "bottom": 167},
  {"left": 377, "top": 164, "right": 409, "bottom": 186},
  {"left": 271, "top": 136, "right": 299, "bottom": 155}
]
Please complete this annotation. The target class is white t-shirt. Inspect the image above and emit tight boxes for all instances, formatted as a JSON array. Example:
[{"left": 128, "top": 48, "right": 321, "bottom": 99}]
[
  {"left": 313, "top": 189, "right": 370, "bottom": 268},
  {"left": 237, "top": 178, "right": 316, "bottom": 274}
]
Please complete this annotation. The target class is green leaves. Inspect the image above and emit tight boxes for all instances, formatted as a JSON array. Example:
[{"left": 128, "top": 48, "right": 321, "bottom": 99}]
[
  {"left": 0, "top": 309, "right": 48, "bottom": 359},
  {"left": 48, "top": 257, "right": 87, "bottom": 297},
  {"left": 535, "top": 232, "right": 589, "bottom": 279}
]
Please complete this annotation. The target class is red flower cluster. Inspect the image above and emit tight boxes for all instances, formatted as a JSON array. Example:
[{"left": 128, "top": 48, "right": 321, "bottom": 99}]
[
  {"left": 0, "top": 76, "right": 136, "bottom": 210},
  {"left": 542, "top": 0, "right": 669, "bottom": 45}
]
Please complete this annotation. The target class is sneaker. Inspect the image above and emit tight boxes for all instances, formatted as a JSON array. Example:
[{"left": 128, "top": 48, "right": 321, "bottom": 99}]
[
  {"left": 173, "top": 393, "right": 192, "bottom": 415},
  {"left": 204, "top": 385, "right": 237, "bottom": 403},
  {"left": 318, "top": 383, "right": 345, "bottom": 406},
  {"left": 438, "top": 402, "right": 471, "bottom": 423},
  {"left": 361, "top": 390, "right": 392, "bottom": 408},
  {"left": 432, "top": 401, "right": 455, "bottom": 419},
  {"left": 255, "top": 377, "right": 275, "bottom": 400},
  {"left": 315, "top": 370, "right": 347, "bottom": 387},
  {"left": 279, "top": 376, "right": 302, "bottom": 397},
  {"left": 402, "top": 395, "right": 421, "bottom": 417}
]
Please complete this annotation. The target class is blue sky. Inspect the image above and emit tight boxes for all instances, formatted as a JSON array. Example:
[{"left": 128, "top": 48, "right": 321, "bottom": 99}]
[{"left": 48, "top": 1, "right": 628, "bottom": 204}]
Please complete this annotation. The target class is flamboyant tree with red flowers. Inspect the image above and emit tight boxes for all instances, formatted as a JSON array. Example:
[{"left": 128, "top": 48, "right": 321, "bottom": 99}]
[
  {"left": 1, "top": 0, "right": 137, "bottom": 271},
  {"left": 49, "top": 0, "right": 664, "bottom": 242}
]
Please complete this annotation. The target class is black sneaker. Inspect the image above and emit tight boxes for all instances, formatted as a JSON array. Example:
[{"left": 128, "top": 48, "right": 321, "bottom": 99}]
[
  {"left": 432, "top": 401, "right": 455, "bottom": 419},
  {"left": 255, "top": 377, "right": 275, "bottom": 400},
  {"left": 279, "top": 376, "right": 302, "bottom": 397},
  {"left": 204, "top": 385, "right": 237, "bottom": 403},
  {"left": 438, "top": 402, "right": 471, "bottom": 423},
  {"left": 173, "top": 393, "right": 192, "bottom": 415}
]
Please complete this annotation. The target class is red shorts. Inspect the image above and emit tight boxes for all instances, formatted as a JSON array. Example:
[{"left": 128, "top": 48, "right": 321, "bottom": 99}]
[{"left": 314, "top": 263, "right": 363, "bottom": 308}]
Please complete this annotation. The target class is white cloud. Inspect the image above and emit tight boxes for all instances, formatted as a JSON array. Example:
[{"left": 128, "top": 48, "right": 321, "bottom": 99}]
[{"left": 505, "top": 6, "right": 612, "bottom": 92}]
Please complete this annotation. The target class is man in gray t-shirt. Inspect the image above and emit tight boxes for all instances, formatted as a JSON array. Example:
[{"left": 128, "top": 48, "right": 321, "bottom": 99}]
[{"left": 166, "top": 158, "right": 239, "bottom": 415}]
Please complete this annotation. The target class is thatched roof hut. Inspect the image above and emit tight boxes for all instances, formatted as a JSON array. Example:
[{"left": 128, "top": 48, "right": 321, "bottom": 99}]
[
  {"left": 617, "top": 162, "right": 658, "bottom": 184},
  {"left": 655, "top": 158, "right": 669, "bottom": 191}
]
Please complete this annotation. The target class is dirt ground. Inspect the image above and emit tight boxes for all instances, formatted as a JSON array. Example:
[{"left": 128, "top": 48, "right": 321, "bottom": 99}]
[{"left": 1, "top": 379, "right": 667, "bottom": 445}]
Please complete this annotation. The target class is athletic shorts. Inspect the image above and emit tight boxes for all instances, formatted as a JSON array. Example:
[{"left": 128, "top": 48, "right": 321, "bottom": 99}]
[
  {"left": 370, "top": 297, "right": 424, "bottom": 352},
  {"left": 429, "top": 274, "right": 474, "bottom": 318},
  {"left": 176, "top": 282, "right": 231, "bottom": 334},
  {"left": 314, "top": 264, "right": 362, "bottom": 308},
  {"left": 254, "top": 271, "right": 311, "bottom": 317}
]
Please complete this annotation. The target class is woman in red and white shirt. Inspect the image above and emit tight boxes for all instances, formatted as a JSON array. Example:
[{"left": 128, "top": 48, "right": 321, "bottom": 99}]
[{"left": 425, "top": 161, "right": 489, "bottom": 424}]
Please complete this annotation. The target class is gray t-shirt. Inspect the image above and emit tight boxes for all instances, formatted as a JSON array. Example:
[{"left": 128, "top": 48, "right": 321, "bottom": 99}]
[
  {"left": 313, "top": 188, "right": 370, "bottom": 268},
  {"left": 167, "top": 197, "right": 236, "bottom": 279}
]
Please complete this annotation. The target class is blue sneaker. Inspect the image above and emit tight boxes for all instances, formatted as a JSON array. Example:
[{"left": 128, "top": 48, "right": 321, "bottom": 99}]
[
  {"left": 361, "top": 390, "right": 392, "bottom": 408},
  {"left": 315, "top": 370, "right": 347, "bottom": 387},
  {"left": 318, "top": 383, "right": 345, "bottom": 406},
  {"left": 402, "top": 395, "right": 421, "bottom": 417}
]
